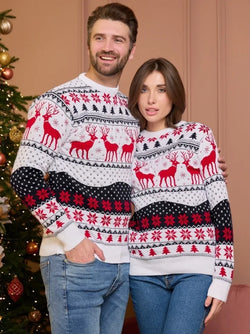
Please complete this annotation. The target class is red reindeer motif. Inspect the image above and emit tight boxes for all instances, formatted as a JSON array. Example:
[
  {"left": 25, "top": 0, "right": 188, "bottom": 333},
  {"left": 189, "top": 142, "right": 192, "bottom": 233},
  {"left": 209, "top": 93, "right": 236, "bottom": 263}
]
[
  {"left": 41, "top": 104, "right": 61, "bottom": 150},
  {"left": 133, "top": 161, "right": 155, "bottom": 189},
  {"left": 69, "top": 125, "right": 97, "bottom": 159},
  {"left": 121, "top": 128, "right": 136, "bottom": 163},
  {"left": 100, "top": 126, "right": 119, "bottom": 162},
  {"left": 23, "top": 101, "right": 45, "bottom": 139},
  {"left": 201, "top": 133, "right": 218, "bottom": 177},
  {"left": 158, "top": 152, "right": 179, "bottom": 187},
  {"left": 181, "top": 151, "right": 203, "bottom": 184}
]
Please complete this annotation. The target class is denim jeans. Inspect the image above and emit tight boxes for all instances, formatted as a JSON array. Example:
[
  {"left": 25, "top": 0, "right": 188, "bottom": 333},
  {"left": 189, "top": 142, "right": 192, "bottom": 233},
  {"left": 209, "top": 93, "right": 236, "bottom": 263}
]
[
  {"left": 130, "top": 273, "right": 212, "bottom": 334},
  {"left": 40, "top": 254, "right": 130, "bottom": 334}
]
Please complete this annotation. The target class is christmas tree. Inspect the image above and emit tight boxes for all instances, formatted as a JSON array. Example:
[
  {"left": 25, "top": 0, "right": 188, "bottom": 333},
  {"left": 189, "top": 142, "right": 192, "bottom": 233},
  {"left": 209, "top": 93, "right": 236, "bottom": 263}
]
[{"left": 0, "top": 10, "right": 49, "bottom": 333}]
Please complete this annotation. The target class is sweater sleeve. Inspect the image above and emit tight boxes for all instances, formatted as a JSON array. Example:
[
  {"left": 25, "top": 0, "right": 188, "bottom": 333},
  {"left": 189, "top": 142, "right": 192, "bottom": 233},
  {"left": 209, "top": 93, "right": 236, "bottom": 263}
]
[
  {"left": 199, "top": 128, "right": 234, "bottom": 302},
  {"left": 11, "top": 97, "right": 85, "bottom": 251}
]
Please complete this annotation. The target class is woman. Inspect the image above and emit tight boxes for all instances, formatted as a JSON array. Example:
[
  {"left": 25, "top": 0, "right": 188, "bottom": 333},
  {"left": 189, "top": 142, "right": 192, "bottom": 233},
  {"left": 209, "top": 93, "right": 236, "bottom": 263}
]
[{"left": 128, "top": 58, "right": 234, "bottom": 334}]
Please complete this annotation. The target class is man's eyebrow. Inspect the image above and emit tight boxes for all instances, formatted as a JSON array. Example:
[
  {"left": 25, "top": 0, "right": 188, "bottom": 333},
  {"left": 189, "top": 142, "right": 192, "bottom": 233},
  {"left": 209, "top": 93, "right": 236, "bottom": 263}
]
[{"left": 93, "top": 33, "right": 127, "bottom": 41}]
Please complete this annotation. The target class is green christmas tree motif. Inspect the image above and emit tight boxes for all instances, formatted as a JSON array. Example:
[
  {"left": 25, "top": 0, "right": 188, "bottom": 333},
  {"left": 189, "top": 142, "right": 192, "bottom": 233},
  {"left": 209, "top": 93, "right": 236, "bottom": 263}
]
[{"left": 0, "top": 10, "right": 49, "bottom": 333}]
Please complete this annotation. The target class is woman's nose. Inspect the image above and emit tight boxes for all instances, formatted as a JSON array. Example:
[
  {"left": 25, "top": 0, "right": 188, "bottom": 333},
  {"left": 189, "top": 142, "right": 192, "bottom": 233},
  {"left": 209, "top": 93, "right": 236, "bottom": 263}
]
[{"left": 148, "top": 91, "right": 156, "bottom": 104}]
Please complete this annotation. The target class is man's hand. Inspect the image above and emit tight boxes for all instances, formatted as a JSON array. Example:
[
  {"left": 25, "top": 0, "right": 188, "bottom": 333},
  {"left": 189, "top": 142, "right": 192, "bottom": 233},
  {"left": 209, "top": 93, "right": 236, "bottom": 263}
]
[
  {"left": 65, "top": 238, "right": 105, "bottom": 264},
  {"left": 218, "top": 148, "right": 228, "bottom": 180},
  {"left": 204, "top": 296, "right": 224, "bottom": 326}
]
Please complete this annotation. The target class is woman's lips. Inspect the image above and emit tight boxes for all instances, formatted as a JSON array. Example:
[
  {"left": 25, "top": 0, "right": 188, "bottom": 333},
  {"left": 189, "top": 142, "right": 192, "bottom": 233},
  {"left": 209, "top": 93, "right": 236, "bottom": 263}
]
[{"left": 145, "top": 108, "right": 158, "bottom": 116}]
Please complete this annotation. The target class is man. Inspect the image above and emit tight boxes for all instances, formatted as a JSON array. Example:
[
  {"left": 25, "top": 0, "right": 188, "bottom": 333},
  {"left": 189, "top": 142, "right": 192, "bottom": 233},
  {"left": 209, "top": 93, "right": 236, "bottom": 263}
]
[{"left": 11, "top": 3, "right": 139, "bottom": 334}]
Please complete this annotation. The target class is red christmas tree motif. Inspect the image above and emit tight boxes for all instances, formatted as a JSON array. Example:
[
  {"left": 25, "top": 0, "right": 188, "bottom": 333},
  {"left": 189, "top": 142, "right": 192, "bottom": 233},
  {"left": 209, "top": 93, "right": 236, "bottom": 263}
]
[
  {"left": 85, "top": 230, "right": 91, "bottom": 238},
  {"left": 149, "top": 248, "right": 157, "bottom": 256},
  {"left": 176, "top": 245, "right": 184, "bottom": 253},
  {"left": 205, "top": 245, "right": 212, "bottom": 254},
  {"left": 162, "top": 246, "right": 170, "bottom": 255},
  {"left": 106, "top": 235, "right": 113, "bottom": 243},
  {"left": 118, "top": 235, "right": 122, "bottom": 243},
  {"left": 219, "top": 267, "right": 227, "bottom": 277},
  {"left": 97, "top": 232, "right": 102, "bottom": 240},
  {"left": 191, "top": 245, "right": 199, "bottom": 253},
  {"left": 56, "top": 221, "right": 64, "bottom": 228}
]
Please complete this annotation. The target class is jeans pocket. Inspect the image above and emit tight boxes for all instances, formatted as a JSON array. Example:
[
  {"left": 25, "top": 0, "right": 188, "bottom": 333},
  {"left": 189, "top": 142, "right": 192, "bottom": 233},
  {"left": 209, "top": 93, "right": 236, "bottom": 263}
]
[{"left": 64, "top": 257, "right": 97, "bottom": 267}]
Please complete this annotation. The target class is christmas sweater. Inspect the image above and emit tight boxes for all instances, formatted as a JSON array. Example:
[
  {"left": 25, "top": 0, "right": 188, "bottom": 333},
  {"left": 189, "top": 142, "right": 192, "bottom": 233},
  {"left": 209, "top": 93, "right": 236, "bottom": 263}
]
[
  {"left": 129, "top": 121, "right": 234, "bottom": 302},
  {"left": 11, "top": 74, "right": 139, "bottom": 263}
]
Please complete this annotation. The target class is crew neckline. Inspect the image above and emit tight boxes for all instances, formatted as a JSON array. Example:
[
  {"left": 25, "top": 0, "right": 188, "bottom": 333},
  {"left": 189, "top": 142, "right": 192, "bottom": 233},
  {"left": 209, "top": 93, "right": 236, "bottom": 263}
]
[
  {"left": 79, "top": 73, "right": 119, "bottom": 94},
  {"left": 142, "top": 121, "right": 186, "bottom": 136}
]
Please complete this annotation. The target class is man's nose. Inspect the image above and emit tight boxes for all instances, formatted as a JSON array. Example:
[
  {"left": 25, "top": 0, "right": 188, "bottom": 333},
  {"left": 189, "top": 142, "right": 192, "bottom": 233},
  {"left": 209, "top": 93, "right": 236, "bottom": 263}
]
[{"left": 103, "top": 38, "right": 114, "bottom": 51}]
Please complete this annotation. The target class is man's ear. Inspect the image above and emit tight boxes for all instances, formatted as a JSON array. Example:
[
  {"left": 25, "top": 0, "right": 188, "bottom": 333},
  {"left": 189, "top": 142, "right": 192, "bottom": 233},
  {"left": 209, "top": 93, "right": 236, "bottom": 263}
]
[{"left": 129, "top": 44, "right": 136, "bottom": 60}]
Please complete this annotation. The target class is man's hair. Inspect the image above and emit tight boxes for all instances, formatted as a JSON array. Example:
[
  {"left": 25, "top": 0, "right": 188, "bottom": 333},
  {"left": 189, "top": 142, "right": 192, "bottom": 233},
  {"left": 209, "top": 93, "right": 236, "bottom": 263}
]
[{"left": 87, "top": 2, "right": 138, "bottom": 48}]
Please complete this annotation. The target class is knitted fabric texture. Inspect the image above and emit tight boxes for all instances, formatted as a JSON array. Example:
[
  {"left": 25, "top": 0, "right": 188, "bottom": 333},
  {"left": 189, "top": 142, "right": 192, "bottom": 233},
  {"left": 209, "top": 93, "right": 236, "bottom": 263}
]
[
  {"left": 11, "top": 74, "right": 139, "bottom": 263},
  {"left": 129, "top": 121, "right": 234, "bottom": 301}
]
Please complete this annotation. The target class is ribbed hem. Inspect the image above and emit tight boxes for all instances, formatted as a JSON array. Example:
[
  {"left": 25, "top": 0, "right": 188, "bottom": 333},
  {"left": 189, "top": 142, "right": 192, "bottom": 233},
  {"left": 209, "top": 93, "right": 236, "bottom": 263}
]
[
  {"left": 39, "top": 236, "right": 130, "bottom": 264},
  {"left": 129, "top": 255, "right": 216, "bottom": 276}
]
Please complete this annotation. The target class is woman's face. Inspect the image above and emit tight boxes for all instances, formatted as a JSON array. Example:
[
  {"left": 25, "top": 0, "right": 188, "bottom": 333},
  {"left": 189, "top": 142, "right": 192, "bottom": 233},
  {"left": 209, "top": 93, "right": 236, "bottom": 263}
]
[{"left": 137, "top": 70, "right": 173, "bottom": 132}]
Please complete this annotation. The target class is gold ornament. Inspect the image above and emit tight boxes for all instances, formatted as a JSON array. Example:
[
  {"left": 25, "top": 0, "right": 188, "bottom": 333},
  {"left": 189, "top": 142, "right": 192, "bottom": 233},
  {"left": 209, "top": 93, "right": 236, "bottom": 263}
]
[
  {"left": 28, "top": 309, "right": 42, "bottom": 322},
  {"left": 26, "top": 241, "right": 39, "bottom": 255},
  {"left": 0, "top": 19, "right": 13, "bottom": 35},
  {"left": 9, "top": 126, "right": 23, "bottom": 143},
  {"left": 0, "top": 51, "right": 11, "bottom": 66}
]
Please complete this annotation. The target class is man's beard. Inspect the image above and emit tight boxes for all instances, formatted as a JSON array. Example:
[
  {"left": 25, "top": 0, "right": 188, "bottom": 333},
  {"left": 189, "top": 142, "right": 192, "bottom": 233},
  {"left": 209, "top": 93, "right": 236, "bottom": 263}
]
[{"left": 89, "top": 51, "right": 130, "bottom": 77}]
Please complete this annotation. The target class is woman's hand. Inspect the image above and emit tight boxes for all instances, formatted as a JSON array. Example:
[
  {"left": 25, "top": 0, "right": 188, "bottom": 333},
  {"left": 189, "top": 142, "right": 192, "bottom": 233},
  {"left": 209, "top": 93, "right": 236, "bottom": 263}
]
[
  {"left": 218, "top": 148, "right": 228, "bottom": 180},
  {"left": 204, "top": 296, "right": 224, "bottom": 326}
]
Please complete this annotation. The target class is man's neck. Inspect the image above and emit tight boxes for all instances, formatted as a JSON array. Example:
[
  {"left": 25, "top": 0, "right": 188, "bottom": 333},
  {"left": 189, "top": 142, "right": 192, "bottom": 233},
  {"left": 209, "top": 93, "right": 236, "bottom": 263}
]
[{"left": 85, "top": 68, "right": 121, "bottom": 88}]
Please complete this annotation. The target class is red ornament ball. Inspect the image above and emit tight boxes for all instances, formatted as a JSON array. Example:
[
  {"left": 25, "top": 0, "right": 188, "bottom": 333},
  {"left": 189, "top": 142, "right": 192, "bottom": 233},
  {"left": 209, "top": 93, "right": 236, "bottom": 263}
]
[
  {"left": 0, "top": 152, "right": 6, "bottom": 166},
  {"left": 1, "top": 67, "right": 13, "bottom": 80},
  {"left": 26, "top": 241, "right": 39, "bottom": 255},
  {"left": 7, "top": 277, "right": 24, "bottom": 302}
]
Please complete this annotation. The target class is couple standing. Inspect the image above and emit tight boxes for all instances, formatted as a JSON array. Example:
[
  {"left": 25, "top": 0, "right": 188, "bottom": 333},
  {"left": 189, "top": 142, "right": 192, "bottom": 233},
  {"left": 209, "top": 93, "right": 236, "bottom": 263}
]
[{"left": 11, "top": 3, "right": 233, "bottom": 334}]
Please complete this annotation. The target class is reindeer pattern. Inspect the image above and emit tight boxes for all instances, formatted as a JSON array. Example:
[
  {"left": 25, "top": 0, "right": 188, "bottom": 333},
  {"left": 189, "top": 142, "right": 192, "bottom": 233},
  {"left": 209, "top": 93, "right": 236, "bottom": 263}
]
[
  {"left": 23, "top": 100, "right": 139, "bottom": 163},
  {"left": 133, "top": 122, "right": 220, "bottom": 190}
]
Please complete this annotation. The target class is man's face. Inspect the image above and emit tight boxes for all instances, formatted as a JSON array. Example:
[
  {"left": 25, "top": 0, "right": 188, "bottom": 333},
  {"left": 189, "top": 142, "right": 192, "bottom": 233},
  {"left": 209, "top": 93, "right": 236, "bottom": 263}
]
[{"left": 88, "top": 19, "right": 135, "bottom": 78}]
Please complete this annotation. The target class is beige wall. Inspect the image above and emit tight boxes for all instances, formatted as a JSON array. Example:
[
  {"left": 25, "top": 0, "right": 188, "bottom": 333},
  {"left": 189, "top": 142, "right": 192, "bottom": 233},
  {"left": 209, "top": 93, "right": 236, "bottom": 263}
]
[{"left": 1, "top": 0, "right": 249, "bottom": 285}]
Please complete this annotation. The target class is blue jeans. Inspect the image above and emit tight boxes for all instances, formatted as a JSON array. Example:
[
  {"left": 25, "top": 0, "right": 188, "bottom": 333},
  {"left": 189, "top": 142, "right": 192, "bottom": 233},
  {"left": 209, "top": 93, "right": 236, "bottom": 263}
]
[
  {"left": 130, "top": 274, "right": 212, "bottom": 334},
  {"left": 40, "top": 254, "right": 129, "bottom": 334}
]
